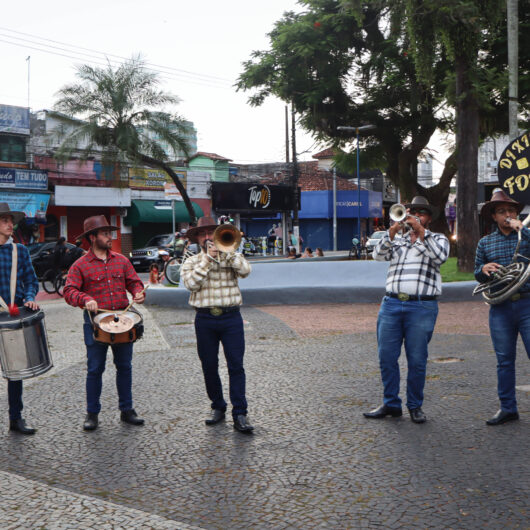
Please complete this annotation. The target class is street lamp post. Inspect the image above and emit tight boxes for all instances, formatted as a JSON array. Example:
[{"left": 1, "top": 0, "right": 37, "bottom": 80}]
[{"left": 337, "top": 124, "right": 376, "bottom": 243}]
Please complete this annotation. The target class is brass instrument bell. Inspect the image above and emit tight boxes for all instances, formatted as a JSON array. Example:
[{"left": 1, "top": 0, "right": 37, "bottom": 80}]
[{"left": 212, "top": 224, "right": 242, "bottom": 253}]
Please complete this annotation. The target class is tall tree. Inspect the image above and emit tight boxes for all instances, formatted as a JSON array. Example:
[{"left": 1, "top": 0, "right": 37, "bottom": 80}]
[
  {"left": 237, "top": 0, "right": 456, "bottom": 233},
  {"left": 404, "top": 0, "right": 503, "bottom": 271},
  {"left": 53, "top": 57, "right": 198, "bottom": 225}
]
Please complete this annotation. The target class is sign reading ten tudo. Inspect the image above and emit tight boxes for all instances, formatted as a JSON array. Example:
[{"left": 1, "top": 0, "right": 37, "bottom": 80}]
[{"left": 498, "top": 131, "right": 530, "bottom": 203}]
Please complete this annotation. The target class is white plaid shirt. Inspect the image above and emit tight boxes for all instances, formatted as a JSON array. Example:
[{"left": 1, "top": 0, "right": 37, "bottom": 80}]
[
  {"left": 181, "top": 251, "right": 251, "bottom": 308},
  {"left": 373, "top": 230, "right": 449, "bottom": 296}
]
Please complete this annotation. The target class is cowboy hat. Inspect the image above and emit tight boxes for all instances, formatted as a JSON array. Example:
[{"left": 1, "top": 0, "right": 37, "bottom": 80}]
[
  {"left": 480, "top": 188, "right": 523, "bottom": 218},
  {"left": 76, "top": 215, "right": 118, "bottom": 240},
  {"left": 0, "top": 202, "right": 25, "bottom": 225},
  {"left": 404, "top": 196, "right": 439, "bottom": 221},
  {"left": 186, "top": 217, "right": 218, "bottom": 242}
]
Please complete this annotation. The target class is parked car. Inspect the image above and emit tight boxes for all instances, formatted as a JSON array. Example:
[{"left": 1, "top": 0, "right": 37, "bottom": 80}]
[
  {"left": 365, "top": 231, "right": 387, "bottom": 256},
  {"left": 28, "top": 241, "right": 76, "bottom": 279},
  {"left": 129, "top": 234, "right": 176, "bottom": 271}
]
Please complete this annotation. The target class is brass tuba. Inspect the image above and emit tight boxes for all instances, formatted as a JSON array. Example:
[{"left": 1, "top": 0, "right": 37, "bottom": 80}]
[{"left": 473, "top": 214, "right": 530, "bottom": 304}]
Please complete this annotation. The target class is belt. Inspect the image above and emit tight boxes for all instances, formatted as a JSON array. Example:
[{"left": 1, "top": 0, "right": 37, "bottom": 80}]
[
  {"left": 509, "top": 292, "right": 530, "bottom": 302},
  {"left": 386, "top": 292, "right": 438, "bottom": 301},
  {"left": 195, "top": 306, "right": 240, "bottom": 316}
]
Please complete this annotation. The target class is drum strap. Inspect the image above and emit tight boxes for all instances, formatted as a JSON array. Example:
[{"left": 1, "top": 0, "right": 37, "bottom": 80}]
[{"left": 0, "top": 244, "right": 17, "bottom": 312}]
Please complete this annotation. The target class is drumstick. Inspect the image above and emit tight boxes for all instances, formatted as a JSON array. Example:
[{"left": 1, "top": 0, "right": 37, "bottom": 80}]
[{"left": 122, "top": 284, "right": 150, "bottom": 314}]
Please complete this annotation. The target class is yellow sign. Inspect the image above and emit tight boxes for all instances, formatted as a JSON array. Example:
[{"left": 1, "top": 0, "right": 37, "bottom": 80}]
[{"left": 129, "top": 168, "right": 186, "bottom": 191}]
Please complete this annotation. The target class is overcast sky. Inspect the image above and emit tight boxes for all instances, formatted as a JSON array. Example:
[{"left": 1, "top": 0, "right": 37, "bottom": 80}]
[{"left": 1, "top": 0, "right": 322, "bottom": 164}]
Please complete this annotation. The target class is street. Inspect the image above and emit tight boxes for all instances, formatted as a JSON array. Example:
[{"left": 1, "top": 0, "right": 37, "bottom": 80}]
[{"left": 0, "top": 299, "right": 527, "bottom": 528}]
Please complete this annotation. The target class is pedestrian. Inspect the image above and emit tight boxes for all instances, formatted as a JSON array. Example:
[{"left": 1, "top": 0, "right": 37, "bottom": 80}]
[
  {"left": 53, "top": 236, "right": 68, "bottom": 271},
  {"left": 181, "top": 216, "right": 254, "bottom": 434},
  {"left": 301, "top": 247, "right": 313, "bottom": 258},
  {"left": 364, "top": 196, "right": 449, "bottom": 424},
  {"left": 0, "top": 203, "right": 40, "bottom": 434},
  {"left": 64, "top": 239, "right": 86, "bottom": 268},
  {"left": 63, "top": 215, "right": 146, "bottom": 431},
  {"left": 315, "top": 247, "right": 324, "bottom": 257},
  {"left": 149, "top": 262, "right": 160, "bottom": 284},
  {"left": 474, "top": 189, "right": 530, "bottom": 425}
]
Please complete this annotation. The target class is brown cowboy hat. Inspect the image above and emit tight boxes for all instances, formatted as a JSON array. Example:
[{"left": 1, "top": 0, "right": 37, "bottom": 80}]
[
  {"left": 0, "top": 202, "right": 25, "bottom": 225},
  {"left": 404, "top": 196, "right": 439, "bottom": 221},
  {"left": 76, "top": 215, "right": 118, "bottom": 240},
  {"left": 186, "top": 216, "right": 218, "bottom": 242},
  {"left": 480, "top": 188, "right": 524, "bottom": 218}
]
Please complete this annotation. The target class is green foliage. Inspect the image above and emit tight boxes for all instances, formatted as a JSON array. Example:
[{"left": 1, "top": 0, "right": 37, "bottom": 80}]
[{"left": 440, "top": 257, "right": 475, "bottom": 282}]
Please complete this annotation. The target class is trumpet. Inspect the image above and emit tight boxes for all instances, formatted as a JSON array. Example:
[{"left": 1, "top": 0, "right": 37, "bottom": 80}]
[{"left": 389, "top": 203, "right": 419, "bottom": 235}]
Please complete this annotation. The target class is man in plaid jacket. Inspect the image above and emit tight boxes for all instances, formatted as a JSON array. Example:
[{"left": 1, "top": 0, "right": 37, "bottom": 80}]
[
  {"left": 64, "top": 215, "right": 145, "bottom": 431},
  {"left": 181, "top": 217, "right": 254, "bottom": 433},
  {"left": 364, "top": 196, "right": 449, "bottom": 424}
]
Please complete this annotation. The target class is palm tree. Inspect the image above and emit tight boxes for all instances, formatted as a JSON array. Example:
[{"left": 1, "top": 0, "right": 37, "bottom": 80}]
[{"left": 53, "top": 56, "right": 198, "bottom": 225}]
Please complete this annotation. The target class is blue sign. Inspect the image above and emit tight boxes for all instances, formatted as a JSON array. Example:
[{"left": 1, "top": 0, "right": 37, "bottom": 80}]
[
  {"left": 0, "top": 169, "right": 48, "bottom": 190},
  {"left": 154, "top": 200, "right": 172, "bottom": 209},
  {"left": 0, "top": 105, "right": 30, "bottom": 135},
  {"left": 0, "top": 192, "right": 50, "bottom": 220}
]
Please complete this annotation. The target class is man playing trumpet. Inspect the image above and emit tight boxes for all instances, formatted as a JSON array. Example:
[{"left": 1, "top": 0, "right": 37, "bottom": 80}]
[
  {"left": 475, "top": 189, "right": 530, "bottom": 425},
  {"left": 181, "top": 217, "right": 254, "bottom": 433},
  {"left": 364, "top": 196, "right": 449, "bottom": 424}
]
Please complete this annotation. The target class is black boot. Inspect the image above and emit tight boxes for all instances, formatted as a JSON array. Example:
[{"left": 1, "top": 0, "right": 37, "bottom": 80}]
[
  {"left": 9, "top": 418, "right": 36, "bottom": 435},
  {"left": 120, "top": 409, "right": 144, "bottom": 426},
  {"left": 233, "top": 414, "right": 254, "bottom": 434},
  {"left": 83, "top": 413, "right": 99, "bottom": 431},
  {"left": 205, "top": 409, "right": 226, "bottom": 425}
]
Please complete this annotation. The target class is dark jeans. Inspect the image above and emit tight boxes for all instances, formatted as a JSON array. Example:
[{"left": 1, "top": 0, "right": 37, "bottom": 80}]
[
  {"left": 377, "top": 296, "right": 438, "bottom": 410},
  {"left": 8, "top": 380, "right": 23, "bottom": 420},
  {"left": 194, "top": 310, "right": 247, "bottom": 419},
  {"left": 83, "top": 312, "right": 134, "bottom": 414},
  {"left": 489, "top": 297, "right": 530, "bottom": 413}
]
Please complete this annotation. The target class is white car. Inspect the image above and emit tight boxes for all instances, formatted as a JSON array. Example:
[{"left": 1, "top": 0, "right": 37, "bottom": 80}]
[{"left": 365, "top": 231, "right": 387, "bottom": 255}]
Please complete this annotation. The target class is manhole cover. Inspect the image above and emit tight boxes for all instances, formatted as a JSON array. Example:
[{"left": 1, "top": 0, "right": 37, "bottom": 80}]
[{"left": 431, "top": 357, "right": 463, "bottom": 363}]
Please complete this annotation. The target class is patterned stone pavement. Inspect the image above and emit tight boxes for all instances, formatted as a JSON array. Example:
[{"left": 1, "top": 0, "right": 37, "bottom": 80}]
[{"left": 0, "top": 300, "right": 528, "bottom": 528}]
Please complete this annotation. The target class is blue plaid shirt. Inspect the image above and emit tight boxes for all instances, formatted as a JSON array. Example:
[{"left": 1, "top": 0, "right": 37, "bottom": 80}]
[
  {"left": 0, "top": 242, "right": 39, "bottom": 306},
  {"left": 475, "top": 227, "right": 530, "bottom": 293}
]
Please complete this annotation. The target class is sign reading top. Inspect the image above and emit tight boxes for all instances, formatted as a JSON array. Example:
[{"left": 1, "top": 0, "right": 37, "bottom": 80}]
[
  {"left": 0, "top": 105, "right": 30, "bottom": 135},
  {"left": 498, "top": 131, "right": 530, "bottom": 204},
  {"left": 212, "top": 182, "right": 295, "bottom": 213}
]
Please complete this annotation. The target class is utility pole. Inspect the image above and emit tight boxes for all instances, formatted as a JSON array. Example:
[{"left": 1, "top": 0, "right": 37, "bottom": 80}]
[
  {"left": 507, "top": 0, "right": 518, "bottom": 139},
  {"left": 26, "top": 56, "right": 30, "bottom": 109},
  {"left": 291, "top": 104, "right": 300, "bottom": 253},
  {"left": 285, "top": 105, "right": 290, "bottom": 163}
]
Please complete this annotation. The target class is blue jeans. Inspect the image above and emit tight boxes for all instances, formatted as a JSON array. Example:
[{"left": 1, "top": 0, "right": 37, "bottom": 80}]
[
  {"left": 83, "top": 313, "right": 134, "bottom": 414},
  {"left": 489, "top": 297, "right": 530, "bottom": 413},
  {"left": 194, "top": 310, "right": 247, "bottom": 419},
  {"left": 7, "top": 380, "right": 23, "bottom": 420},
  {"left": 377, "top": 296, "right": 438, "bottom": 410}
]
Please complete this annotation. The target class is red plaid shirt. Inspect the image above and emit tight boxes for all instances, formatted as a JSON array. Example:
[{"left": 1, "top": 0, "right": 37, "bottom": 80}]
[{"left": 64, "top": 249, "right": 144, "bottom": 310}]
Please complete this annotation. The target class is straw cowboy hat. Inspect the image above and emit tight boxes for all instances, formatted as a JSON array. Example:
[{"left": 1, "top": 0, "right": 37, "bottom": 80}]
[
  {"left": 404, "top": 196, "right": 439, "bottom": 221},
  {"left": 480, "top": 188, "right": 523, "bottom": 218},
  {"left": 186, "top": 217, "right": 218, "bottom": 242},
  {"left": 76, "top": 215, "right": 118, "bottom": 240},
  {"left": 0, "top": 202, "right": 25, "bottom": 225}
]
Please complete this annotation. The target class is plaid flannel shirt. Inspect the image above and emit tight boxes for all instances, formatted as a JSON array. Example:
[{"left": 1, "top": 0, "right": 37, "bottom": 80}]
[
  {"left": 474, "top": 226, "right": 530, "bottom": 293},
  {"left": 373, "top": 230, "right": 449, "bottom": 296},
  {"left": 181, "top": 251, "right": 251, "bottom": 308},
  {"left": 0, "top": 242, "right": 39, "bottom": 306},
  {"left": 64, "top": 249, "right": 144, "bottom": 310}
]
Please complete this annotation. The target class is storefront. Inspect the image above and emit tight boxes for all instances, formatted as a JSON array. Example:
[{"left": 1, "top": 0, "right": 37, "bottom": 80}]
[{"left": 124, "top": 199, "right": 204, "bottom": 248}]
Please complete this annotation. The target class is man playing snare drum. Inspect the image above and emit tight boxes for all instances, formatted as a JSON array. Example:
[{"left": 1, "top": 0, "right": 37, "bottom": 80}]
[
  {"left": 0, "top": 203, "right": 39, "bottom": 435},
  {"left": 64, "top": 215, "right": 146, "bottom": 431}
]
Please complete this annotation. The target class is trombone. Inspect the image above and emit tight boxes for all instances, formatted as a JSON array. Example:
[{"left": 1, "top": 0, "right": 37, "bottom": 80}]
[{"left": 205, "top": 224, "right": 242, "bottom": 263}]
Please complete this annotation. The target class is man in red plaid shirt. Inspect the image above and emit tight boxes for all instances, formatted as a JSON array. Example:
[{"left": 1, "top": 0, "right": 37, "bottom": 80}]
[{"left": 64, "top": 215, "right": 145, "bottom": 431}]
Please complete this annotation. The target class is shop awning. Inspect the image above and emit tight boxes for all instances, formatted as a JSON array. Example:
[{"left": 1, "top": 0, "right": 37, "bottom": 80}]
[{"left": 124, "top": 200, "right": 204, "bottom": 227}]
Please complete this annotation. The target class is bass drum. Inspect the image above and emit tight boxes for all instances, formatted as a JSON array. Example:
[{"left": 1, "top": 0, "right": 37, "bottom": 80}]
[{"left": 0, "top": 308, "right": 53, "bottom": 381}]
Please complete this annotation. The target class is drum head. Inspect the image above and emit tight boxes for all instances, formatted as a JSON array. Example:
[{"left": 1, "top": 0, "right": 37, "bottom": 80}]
[{"left": 97, "top": 314, "right": 135, "bottom": 333}]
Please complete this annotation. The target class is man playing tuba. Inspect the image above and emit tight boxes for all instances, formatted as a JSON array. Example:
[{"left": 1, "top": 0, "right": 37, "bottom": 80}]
[
  {"left": 475, "top": 189, "right": 530, "bottom": 425},
  {"left": 181, "top": 217, "right": 254, "bottom": 433}
]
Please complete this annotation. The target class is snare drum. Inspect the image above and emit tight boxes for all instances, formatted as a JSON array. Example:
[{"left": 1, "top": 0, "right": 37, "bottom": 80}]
[
  {"left": 0, "top": 308, "right": 53, "bottom": 381},
  {"left": 92, "top": 308, "right": 144, "bottom": 345}
]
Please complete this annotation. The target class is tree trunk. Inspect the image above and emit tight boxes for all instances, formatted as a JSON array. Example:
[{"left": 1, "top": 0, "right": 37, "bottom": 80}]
[
  {"left": 136, "top": 153, "right": 198, "bottom": 226},
  {"left": 455, "top": 54, "right": 480, "bottom": 272}
]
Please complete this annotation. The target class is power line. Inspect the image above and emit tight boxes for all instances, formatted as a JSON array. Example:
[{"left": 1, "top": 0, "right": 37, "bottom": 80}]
[{"left": 0, "top": 26, "right": 234, "bottom": 85}]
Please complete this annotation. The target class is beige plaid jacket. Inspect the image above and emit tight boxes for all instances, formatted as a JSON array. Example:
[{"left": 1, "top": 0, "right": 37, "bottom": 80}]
[{"left": 181, "top": 251, "right": 251, "bottom": 308}]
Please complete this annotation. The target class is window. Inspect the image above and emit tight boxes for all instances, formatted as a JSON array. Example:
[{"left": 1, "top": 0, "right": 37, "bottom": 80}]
[{"left": 0, "top": 135, "right": 26, "bottom": 162}]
